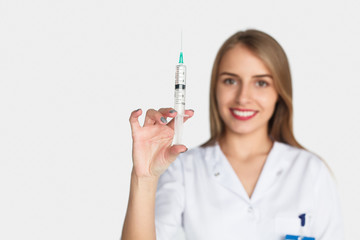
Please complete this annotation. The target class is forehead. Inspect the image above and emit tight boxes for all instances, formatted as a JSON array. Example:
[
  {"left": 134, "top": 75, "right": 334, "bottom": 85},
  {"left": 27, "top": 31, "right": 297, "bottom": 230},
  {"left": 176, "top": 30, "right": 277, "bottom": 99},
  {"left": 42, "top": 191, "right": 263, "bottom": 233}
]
[{"left": 219, "top": 45, "right": 271, "bottom": 76}]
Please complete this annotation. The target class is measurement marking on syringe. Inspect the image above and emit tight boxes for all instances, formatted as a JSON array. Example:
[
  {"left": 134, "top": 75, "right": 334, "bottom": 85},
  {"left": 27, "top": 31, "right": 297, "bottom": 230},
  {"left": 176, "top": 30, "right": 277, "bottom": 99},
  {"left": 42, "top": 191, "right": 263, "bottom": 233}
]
[{"left": 175, "top": 84, "right": 186, "bottom": 89}]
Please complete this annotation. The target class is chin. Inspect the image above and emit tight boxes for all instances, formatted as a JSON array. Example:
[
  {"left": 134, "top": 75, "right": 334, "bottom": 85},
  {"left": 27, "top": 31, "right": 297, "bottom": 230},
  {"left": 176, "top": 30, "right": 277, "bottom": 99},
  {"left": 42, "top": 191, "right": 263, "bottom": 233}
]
[
  {"left": 226, "top": 122, "right": 267, "bottom": 136},
  {"left": 228, "top": 126, "right": 257, "bottom": 136}
]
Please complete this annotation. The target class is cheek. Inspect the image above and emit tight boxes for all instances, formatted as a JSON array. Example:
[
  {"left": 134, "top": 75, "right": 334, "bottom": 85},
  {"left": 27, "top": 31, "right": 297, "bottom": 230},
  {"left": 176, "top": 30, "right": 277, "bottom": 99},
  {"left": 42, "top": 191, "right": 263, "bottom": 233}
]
[
  {"left": 215, "top": 87, "right": 228, "bottom": 108},
  {"left": 215, "top": 90, "right": 231, "bottom": 120},
  {"left": 216, "top": 84, "right": 238, "bottom": 104},
  {"left": 216, "top": 96, "right": 227, "bottom": 116},
  {"left": 257, "top": 91, "right": 278, "bottom": 112}
]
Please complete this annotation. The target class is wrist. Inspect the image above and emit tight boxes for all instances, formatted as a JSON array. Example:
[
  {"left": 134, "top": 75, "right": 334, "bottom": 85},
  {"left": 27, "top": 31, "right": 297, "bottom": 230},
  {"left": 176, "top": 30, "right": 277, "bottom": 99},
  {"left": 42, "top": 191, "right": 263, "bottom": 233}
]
[{"left": 131, "top": 168, "right": 159, "bottom": 190}]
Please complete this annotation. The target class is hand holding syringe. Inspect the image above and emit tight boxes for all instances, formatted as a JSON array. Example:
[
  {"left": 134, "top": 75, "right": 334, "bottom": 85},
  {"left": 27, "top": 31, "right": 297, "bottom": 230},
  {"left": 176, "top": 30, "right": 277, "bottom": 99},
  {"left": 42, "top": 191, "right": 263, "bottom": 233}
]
[
  {"left": 129, "top": 108, "right": 194, "bottom": 178},
  {"left": 123, "top": 33, "right": 192, "bottom": 239},
  {"left": 125, "top": 106, "right": 193, "bottom": 239},
  {"left": 128, "top": 33, "right": 192, "bottom": 178}
]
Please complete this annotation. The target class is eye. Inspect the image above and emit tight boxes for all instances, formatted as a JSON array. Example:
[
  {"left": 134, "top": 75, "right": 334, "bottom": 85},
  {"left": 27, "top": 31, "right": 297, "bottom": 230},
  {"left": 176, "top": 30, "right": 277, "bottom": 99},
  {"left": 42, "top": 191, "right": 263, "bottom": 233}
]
[
  {"left": 255, "top": 80, "right": 268, "bottom": 87},
  {"left": 223, "top": 78, "right": 237, "bottom": 85}
]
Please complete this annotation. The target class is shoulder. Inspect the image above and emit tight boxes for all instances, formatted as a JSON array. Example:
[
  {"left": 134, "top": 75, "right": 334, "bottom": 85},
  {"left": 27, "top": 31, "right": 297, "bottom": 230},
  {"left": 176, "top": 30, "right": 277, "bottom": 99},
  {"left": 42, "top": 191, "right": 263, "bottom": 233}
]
[
  {"left": 173, "top": 144, "right": 219, "bottom": 174},
  {"left": 273, "top": 142, "right": 338, "bottom": 202},
  {"left": 273, "top": 141, "right": 329, "bottom": 179},
  {"left": 275, "top": 141, "right": 320, "bottom": 161},
  {"left": 159, "top": 145, "right": 214, "bottom": 186}
]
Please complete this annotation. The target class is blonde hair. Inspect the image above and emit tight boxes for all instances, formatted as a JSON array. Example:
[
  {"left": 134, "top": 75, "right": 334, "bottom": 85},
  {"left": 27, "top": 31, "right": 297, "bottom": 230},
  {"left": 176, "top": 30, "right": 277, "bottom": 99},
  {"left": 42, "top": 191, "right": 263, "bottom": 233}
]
[{"left": 202, "top": 29, "right": 303, "bottom": 149}]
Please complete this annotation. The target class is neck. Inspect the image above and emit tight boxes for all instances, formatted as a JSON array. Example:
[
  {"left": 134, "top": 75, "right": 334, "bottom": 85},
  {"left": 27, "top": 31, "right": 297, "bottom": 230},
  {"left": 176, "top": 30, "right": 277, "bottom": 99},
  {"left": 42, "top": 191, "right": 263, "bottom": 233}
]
[{"left": 219, "top": 127, "right": 273, "bottom": 161}]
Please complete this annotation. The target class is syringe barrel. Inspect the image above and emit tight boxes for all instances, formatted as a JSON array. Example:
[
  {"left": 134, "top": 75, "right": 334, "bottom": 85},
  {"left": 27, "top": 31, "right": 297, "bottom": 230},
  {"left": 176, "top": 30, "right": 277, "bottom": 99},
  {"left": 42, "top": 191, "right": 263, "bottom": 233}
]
[
  {"left": 174, "top": 64, "right": 186, "bottom": 145},
  {"left": 174, "top": 64, "right": 186, "bottom": 114}
]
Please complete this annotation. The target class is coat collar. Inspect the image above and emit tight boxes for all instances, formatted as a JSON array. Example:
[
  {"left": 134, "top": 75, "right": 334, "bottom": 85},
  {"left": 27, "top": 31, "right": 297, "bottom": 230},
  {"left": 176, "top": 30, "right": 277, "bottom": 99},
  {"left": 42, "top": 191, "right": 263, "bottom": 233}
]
[{"left": 205, "top": 141, "right": 292, "bottom": 204}]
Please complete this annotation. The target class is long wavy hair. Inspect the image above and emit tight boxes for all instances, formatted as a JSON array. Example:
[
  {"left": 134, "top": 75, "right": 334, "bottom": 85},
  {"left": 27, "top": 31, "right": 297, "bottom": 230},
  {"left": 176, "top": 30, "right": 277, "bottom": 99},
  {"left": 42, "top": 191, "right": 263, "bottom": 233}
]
[{"left": 202, "top": 29, "right": 303, "bottom": 149}]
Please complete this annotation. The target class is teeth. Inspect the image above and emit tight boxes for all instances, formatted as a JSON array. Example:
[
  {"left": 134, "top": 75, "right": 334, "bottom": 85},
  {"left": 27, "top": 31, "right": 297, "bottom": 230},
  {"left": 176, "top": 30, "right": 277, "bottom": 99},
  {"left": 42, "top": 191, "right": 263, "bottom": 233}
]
[{"left": 233, "top": 110, "right": 256, "bottom": 117}]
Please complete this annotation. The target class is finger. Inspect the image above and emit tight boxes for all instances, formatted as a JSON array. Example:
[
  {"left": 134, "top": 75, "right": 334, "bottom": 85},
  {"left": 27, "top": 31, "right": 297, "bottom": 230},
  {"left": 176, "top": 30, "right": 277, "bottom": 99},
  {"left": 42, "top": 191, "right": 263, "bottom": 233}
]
[
  {"left": 144, "top": 109, "right": 168, "bottom": 126},
  {"left": 167, "top": 109, "right": 195, "bottom": 129},
  {"left": 184, "top": 109, "right": 195, "bottom": 120},
  {"left": 158, "top": 107, "right": 177, "bottom": 119},
  {"left": 129, "top": 108, "right": 142, "bottom": 131},
  {"left": 165, "top": 144, "right": 188, "bottom": 163}
]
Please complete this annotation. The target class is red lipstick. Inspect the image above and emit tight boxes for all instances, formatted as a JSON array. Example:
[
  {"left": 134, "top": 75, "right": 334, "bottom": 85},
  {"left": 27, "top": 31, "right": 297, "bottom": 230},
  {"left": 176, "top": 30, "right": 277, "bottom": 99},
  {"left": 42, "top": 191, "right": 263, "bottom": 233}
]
[{"left": 230, "top": 108, "right": 258, "bottom": 121}]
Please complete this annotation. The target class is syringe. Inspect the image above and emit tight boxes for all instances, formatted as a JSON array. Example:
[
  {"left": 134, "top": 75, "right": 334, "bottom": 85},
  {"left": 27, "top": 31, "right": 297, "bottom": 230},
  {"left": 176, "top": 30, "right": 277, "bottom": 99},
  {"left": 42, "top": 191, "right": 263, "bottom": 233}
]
[{"left": 173, "top": 49, "right": 186, "bottom": 145}]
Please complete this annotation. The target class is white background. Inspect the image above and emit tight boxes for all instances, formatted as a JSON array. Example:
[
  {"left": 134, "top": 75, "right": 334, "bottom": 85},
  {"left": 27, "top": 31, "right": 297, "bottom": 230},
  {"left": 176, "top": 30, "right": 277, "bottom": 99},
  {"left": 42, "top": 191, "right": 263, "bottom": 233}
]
[{"left": 0, "top": 0, "right": 359, "bottom": 239}]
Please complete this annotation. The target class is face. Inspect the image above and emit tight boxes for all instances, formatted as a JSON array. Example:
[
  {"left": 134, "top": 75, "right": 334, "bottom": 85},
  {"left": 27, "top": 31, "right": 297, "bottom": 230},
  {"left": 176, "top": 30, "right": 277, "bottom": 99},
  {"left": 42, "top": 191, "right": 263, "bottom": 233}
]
[{"left": 216, "top": 44, "right": 278, "bottom": 137}]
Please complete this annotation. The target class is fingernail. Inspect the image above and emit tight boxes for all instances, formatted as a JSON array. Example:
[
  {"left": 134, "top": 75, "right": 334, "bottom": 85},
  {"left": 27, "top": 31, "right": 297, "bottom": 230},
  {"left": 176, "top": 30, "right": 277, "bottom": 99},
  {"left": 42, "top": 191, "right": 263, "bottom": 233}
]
[
  {"left": 135, "top": 108, "right": 141, "bottom": 112},
  {"left": 169, "top": 109, "right": 176, "bottom": 113},
  {"left": 160, "top": 117, "right": 167, "bottom": 123},
  {"left": 189, "top": 109, "right": 194, "bottom": 112},
  {"left": 181, "top": 148, "right": 188, "bottom": 153}
]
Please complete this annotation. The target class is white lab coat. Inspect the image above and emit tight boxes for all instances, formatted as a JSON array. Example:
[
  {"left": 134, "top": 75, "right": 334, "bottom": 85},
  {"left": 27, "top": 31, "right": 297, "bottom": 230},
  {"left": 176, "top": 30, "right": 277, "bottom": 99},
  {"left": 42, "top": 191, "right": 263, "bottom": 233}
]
[{"left": 155, "top": 141, "right": 344, "bottom": 240}]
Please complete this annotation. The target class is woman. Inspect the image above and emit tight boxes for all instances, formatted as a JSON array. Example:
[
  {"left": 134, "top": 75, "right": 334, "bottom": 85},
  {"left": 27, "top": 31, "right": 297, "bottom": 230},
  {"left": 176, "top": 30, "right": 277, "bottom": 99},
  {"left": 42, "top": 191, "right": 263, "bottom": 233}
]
[{"left": 122, "top": 29, "right": 343, "bottom": 240}]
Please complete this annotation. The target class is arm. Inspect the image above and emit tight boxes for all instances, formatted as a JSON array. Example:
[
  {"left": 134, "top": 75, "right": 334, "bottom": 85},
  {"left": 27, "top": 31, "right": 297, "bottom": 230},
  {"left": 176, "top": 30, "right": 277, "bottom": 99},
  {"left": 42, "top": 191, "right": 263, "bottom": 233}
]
[
  {"left": 121, "top": 108, "right": 194, "bottom": 240},
  {"left": 121, "top": 170, "right": 159, "bottom": 240}
]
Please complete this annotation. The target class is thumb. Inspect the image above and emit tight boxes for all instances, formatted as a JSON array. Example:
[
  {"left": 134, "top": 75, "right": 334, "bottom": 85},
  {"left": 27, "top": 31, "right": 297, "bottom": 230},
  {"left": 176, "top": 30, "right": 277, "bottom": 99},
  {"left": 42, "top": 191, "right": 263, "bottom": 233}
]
[{"left": 166, "top": 144, "right": 188, "bottom": 163}]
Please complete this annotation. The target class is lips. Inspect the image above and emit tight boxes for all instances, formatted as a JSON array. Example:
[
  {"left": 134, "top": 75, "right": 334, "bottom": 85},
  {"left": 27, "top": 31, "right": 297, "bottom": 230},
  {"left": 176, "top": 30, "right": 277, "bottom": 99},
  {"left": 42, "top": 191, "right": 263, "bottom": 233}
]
[{"left": 230, "top": 108, "right": 258, "bottom": 120}]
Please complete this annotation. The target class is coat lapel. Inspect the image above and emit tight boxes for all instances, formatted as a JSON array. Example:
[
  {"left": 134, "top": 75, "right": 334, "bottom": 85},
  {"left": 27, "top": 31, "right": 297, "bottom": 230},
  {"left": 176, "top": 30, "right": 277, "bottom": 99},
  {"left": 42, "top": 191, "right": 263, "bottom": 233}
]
[
  {"left": 206, "top": 143, "right": 250, "bottom": 203},
  {"left": 205, "top": 141, "right": 290, "bottom": 203},
  {"left": 250, "top": 142, "right": 290, "bottom": 202}
]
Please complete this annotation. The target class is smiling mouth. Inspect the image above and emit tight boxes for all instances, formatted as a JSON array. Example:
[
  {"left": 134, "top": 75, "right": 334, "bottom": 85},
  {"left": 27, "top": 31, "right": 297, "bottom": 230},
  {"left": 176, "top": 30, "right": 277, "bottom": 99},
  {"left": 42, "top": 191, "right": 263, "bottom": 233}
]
[{"left": 230, "top": 108, "right": 258, "bottom": 120}]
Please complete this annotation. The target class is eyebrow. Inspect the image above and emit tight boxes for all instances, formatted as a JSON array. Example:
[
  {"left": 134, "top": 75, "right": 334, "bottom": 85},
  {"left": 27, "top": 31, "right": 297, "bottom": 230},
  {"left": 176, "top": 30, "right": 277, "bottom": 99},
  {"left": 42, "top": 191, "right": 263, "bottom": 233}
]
[
  {"left": 253, "top": 74, "right": 273, "bottom": 79},
  {"left": 219, "top": 72, "right": 273, "bottom": 79}
]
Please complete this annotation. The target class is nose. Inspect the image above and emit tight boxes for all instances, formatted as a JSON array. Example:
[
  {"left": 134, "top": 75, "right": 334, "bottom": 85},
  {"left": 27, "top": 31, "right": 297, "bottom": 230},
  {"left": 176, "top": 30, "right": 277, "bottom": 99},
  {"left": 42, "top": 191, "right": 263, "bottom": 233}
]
[{"left": 236, "top": 83, "right": 252, "bottom": 105}]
